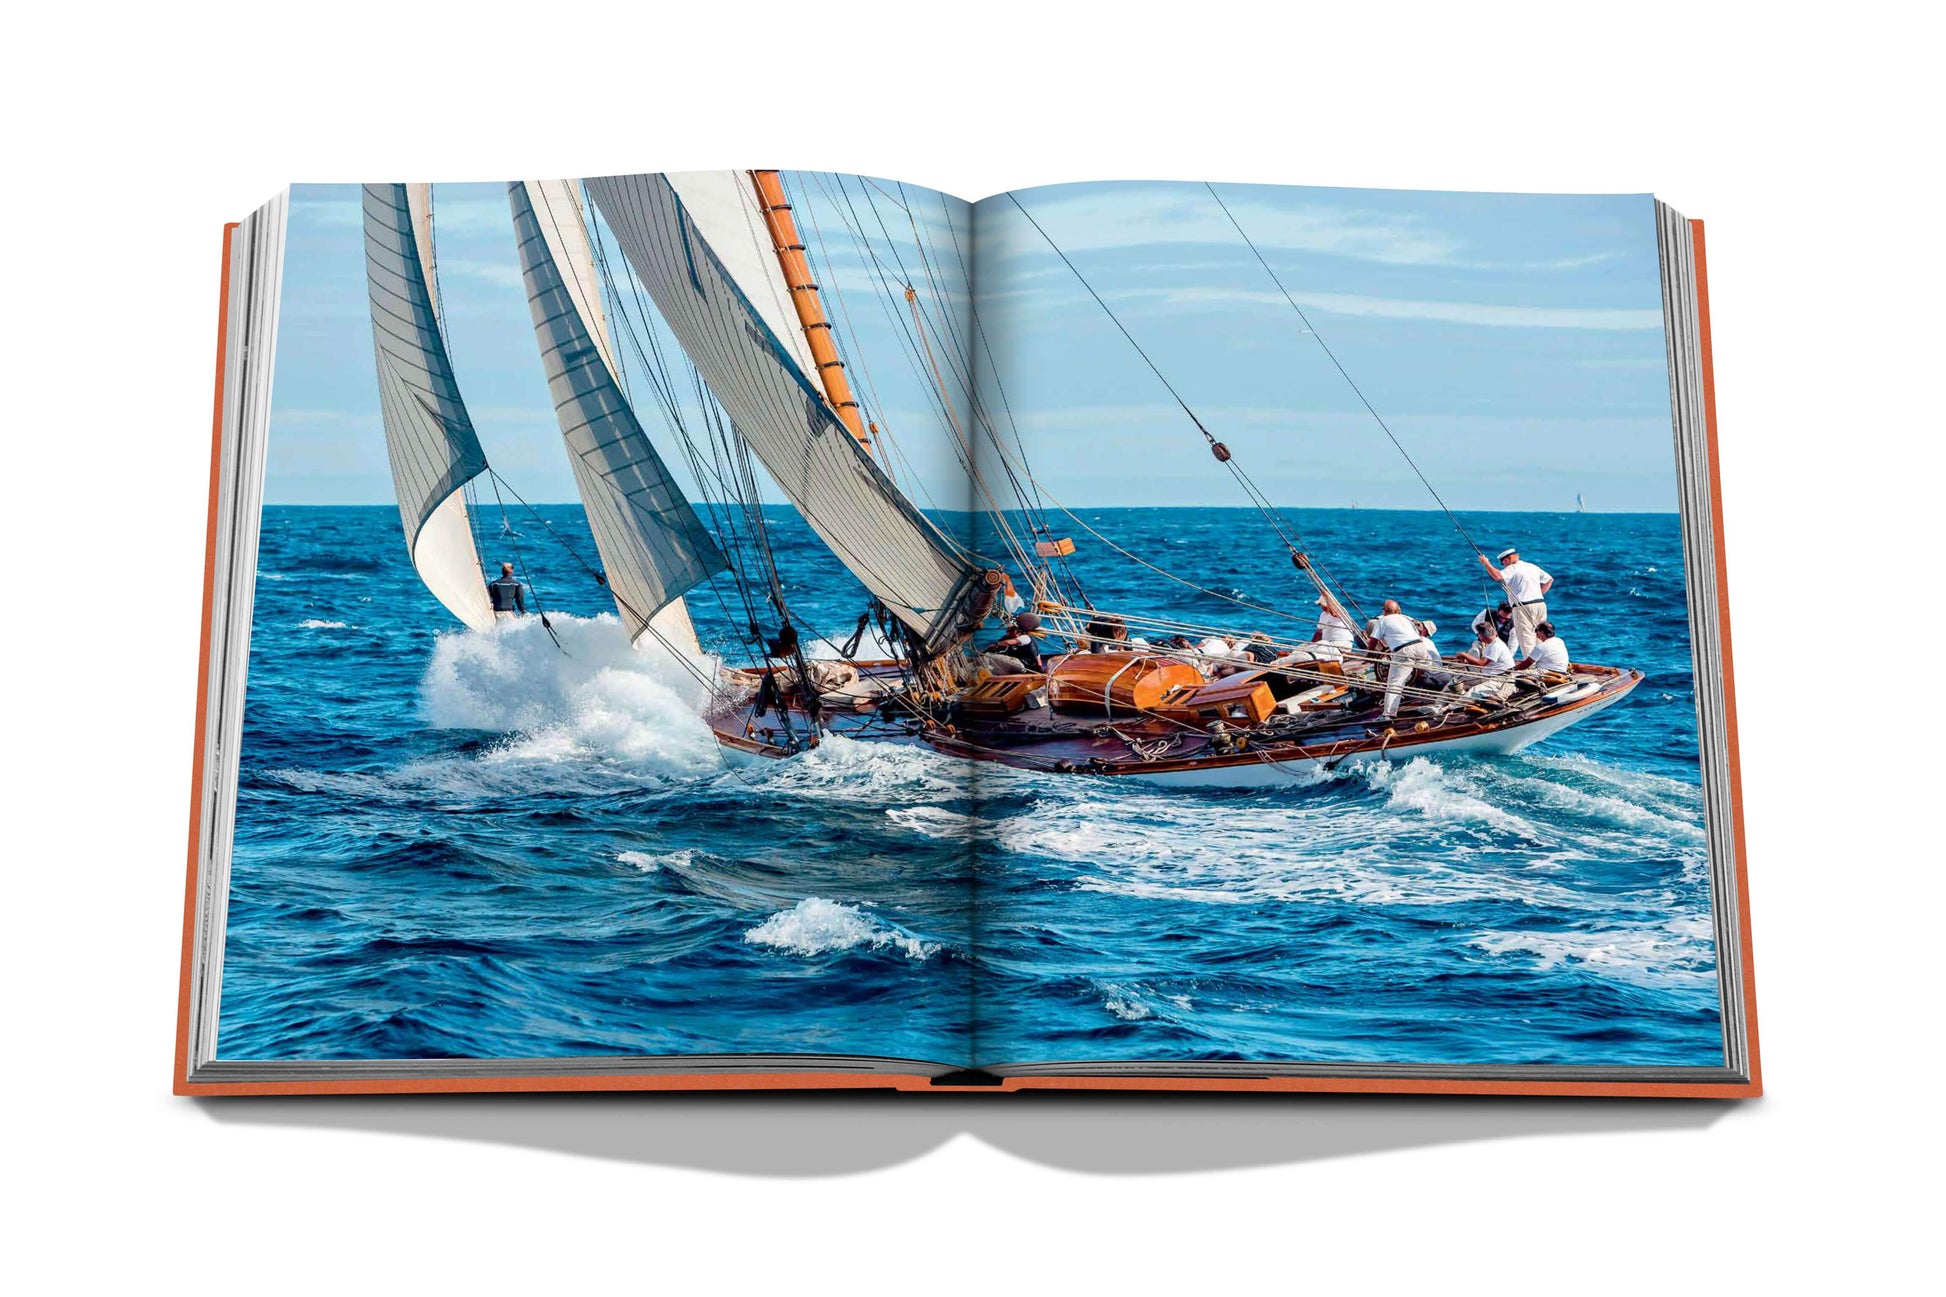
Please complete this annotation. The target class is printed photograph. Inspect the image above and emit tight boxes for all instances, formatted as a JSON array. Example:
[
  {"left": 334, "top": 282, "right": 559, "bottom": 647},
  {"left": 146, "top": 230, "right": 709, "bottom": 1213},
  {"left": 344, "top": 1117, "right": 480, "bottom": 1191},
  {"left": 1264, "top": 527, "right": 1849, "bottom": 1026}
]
[{"left": 220, "top": 173, "right": 1720, "bottom": 1069}]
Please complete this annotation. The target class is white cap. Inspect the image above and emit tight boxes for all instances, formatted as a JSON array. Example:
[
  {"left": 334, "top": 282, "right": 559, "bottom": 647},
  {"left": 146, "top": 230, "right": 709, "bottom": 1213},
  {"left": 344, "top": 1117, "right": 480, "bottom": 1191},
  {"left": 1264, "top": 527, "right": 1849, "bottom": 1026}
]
[
  {"left": 1420, "top": 620, "right": 1438, "bottom": 636},
  {"left": 1496, "top": 546, "right": 1519, "bottom": 561},
  {"left": 1315, "top": 595, "right": 1332, "bottom": 607}
]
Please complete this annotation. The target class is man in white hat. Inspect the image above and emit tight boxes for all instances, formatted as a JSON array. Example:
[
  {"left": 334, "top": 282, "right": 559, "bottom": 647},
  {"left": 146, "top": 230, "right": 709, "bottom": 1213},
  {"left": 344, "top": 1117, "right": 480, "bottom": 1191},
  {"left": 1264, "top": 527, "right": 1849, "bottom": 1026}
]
[
  {"left": 1366, "top": 599, "right": 1443, "bottom": 720},
  {"left": 1257, "top": 593, "right": 1356, "bottom": 688},
  {"left": 1311, "top": 592, "right": 1355, "bottom": 651},
  {"left": 1477, "top": 545, "right": 1554, "bottom": 655}
]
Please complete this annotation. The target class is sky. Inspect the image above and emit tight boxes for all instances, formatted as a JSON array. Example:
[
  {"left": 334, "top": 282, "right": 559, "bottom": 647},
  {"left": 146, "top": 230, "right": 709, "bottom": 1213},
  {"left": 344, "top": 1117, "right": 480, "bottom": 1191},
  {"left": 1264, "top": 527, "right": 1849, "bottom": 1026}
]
[{"left": 264, "top": 175, "right": 1678, "bottom": 513}]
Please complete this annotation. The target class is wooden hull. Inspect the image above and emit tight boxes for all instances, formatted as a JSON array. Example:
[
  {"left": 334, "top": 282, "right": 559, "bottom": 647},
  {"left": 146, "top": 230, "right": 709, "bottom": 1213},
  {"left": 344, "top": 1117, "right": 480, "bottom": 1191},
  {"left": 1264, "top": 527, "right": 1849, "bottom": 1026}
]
[{"left": 708, "top": 659, "right": 1643, "bottom": 790}]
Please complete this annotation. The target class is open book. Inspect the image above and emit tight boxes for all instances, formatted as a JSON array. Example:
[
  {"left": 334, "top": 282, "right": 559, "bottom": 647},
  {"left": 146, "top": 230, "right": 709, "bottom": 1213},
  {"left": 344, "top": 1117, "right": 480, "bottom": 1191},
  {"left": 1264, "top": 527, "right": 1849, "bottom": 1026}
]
[{"left": 177, "top": 173, "right": 1758, "bottom": 1095}]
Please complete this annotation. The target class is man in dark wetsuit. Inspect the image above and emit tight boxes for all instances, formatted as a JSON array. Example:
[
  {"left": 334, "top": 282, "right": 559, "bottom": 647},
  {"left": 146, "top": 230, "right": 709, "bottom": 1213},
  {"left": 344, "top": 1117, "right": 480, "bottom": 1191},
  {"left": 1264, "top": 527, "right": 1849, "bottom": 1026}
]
[
  {"left": 487, "top": 562, "right": 526, "bottom": 619},
  {"left": 976, "top": 611, "right": 1044, "bottom": 676}
]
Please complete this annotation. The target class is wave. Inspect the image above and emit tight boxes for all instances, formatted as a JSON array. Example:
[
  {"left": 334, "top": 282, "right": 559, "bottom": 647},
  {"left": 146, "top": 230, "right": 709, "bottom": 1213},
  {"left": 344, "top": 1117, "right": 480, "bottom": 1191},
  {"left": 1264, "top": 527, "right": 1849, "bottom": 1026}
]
[
  {"left": 418, "top": 613, "right": 721, "bottom": 780},
  {"left": 1467, "top": 919, "right": 1718, "bottom": 989},
  {"left": 296, "top": 619, "right": 352, "bottom": 630},
  {"left": 737, "top": 734, "right": 970, "bottom": 805},
  {"left": 617, "top": 849, "right": 691, "bottom": 873},
  {"left": 742, "top": 897, "right": 938, "bottom": 961}
]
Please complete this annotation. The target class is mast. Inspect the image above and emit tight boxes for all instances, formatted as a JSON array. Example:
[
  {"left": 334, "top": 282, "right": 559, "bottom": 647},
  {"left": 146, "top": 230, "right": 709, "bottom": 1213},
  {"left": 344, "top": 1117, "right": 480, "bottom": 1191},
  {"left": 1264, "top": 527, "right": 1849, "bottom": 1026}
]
[{"left": 748, "top": 170, "right": 870, "bottom": 450}]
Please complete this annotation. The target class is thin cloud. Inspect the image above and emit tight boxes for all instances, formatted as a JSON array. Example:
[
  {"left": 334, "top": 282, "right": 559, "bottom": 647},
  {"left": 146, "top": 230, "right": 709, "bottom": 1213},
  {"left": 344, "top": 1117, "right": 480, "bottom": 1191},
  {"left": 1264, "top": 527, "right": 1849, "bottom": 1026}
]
[{"left": 1110, "top": 285, "right": 1665, "bottom": 331}]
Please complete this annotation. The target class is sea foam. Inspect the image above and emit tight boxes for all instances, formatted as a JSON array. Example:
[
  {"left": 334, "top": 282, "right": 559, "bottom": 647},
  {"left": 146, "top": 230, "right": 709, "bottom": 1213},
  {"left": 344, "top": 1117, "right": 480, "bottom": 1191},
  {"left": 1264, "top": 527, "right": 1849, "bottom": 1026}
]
[
  {"left": 743, "top": 897, "right": 937, "bottom": 961},
  {"left": 418, "top": 613, "right": 719, "bottom": 777}
]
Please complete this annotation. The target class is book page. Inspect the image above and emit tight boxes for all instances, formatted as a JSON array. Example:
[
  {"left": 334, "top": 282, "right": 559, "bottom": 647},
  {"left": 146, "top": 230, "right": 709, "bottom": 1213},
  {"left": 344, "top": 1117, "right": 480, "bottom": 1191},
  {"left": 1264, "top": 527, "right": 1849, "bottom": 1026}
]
[
  {"left": 962, "top": 180, "right": 1725, "bottom": 1073},
  {"left": 204, "top": 174, "right": 987, "bottom": 1076}
]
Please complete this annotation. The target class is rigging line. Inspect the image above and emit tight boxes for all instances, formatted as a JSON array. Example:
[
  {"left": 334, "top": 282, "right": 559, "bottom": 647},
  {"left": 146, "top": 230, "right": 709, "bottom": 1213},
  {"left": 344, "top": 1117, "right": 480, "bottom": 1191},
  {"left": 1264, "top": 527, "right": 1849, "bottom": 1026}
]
[
  {"left": 1006, "top": 192, "right": 1219, "bottom": 445},
  {"left": 925, "top": 188, "right": 1063, "bottom": 546},
  {"left": 896, "top": 181, "right": 980, "bottom": 405},
  {"left": 485, "top": 469, "right": 566, "bottom": 653},
  {"left": 951, "top": 238, "right": 1066, "bottom": 547},
  {"left": 793, "top": 175, "right": 902, "bottom": 475},
  {"left": 832, "top": 177, "right": 957, "bottom": 428},
  {"left": 904, "top": 289, "right": 1039, "bottom": 581},
  {"left": 1203, "top": 181, "right": 1489, "bottom": 563},
  {"left": 575, "top": 195, "right": 764, "bottom": 647},
  {"left": 790, "top": 174, "right": 977, "bottom": 553},
  {"left": 813, "top": 175, "right": 971, "bottom": 528},
  {"left": 823, "top": 178, "right": 1039, "bottom": 580},
  {"left": 1035, "top": 491, "right": 1309, "bottom": 624},
  {"left": 1006, "top": 191, "right": 1340, "bottom": 606},
  {"left": 584, "top": 199, "right": 761, "bottom": 580}
]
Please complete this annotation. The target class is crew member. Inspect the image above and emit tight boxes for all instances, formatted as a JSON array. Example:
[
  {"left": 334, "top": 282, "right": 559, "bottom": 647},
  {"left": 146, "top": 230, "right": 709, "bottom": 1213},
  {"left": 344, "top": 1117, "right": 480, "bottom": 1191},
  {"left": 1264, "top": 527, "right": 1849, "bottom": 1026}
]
[
  {"left": 1453, "top": 618, "right": 1517, "bottom": 701},
  {"left": 1266, "top": 594, "right": 1355, "bottom": 676},
  {"left": 1196, "top": 634, "right": 1245, "bottom": 678},
  {"left": 1470, "top": 600, "right": 1515, "bottom": 646},
  {"left": 1367, "top": 599, "right": 1442, "bottom": 720},
  {"left": 1240, "top": 632, "right": 1282, "bottom": 665},
  {"left": 1313, "top": 594, "right": 1356, "bottom": 649},
  {"left": 487, "top": 562, "right": 526, "bottom": 619},
  {"left": 1084, "top": 616, "right": 1128, "bottom": 652},
  {"left": 977, "top": 612, "right": 1043, "bottom": 676},
  {"left": 1515, "top": 620, "right": 1572, "bottom": 677},
  {"left": 1476, "top": 546, "right": 1554, "bottom": 655}
]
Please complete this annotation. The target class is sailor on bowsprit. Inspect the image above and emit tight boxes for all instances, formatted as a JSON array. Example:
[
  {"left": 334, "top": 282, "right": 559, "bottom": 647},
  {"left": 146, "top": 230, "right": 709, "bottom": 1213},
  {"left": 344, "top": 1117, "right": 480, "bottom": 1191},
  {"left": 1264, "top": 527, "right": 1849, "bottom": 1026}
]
[
  {"left": 486, "top": 562, "right": 527, "bottom": 620},
  {"left": 1476, "top": 545, "right": 1554, "bottom": 654}
]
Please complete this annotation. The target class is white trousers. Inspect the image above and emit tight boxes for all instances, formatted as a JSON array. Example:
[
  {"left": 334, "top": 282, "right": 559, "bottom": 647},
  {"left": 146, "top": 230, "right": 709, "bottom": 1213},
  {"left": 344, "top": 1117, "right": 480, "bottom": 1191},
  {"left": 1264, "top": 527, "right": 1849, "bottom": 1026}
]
[
  {"left": 1465, "top": 676, "right": 1517, "bottom": 703},
  {"left": 1383, "top": 641, "right": 1440, "bottom": 718},
  {"left": 1510, "top": 600, "right": 1548, "bottom": 655}
]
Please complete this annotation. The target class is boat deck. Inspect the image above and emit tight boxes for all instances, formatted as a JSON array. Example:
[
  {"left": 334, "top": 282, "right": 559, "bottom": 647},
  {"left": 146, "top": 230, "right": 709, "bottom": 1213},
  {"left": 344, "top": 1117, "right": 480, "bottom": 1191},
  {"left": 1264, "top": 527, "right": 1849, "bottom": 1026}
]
[{"left": 708, "top": 655, "right": 1643, "bottom": 786}]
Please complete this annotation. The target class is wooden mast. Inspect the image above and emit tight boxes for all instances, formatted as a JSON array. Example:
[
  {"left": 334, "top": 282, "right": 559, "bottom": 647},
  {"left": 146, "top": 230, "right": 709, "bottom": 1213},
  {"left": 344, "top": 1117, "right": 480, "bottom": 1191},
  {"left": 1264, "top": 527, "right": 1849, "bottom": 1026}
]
[{"left": 749, "top": 170, "right": 873, "bottom": 450}]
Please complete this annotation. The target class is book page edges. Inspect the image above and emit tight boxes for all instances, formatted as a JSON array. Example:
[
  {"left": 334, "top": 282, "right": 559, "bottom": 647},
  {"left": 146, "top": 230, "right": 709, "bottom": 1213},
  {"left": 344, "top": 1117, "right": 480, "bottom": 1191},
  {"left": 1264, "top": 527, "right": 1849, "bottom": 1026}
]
[{"left": 176, "top": 214, "right": 1759, "bottom": 1100}]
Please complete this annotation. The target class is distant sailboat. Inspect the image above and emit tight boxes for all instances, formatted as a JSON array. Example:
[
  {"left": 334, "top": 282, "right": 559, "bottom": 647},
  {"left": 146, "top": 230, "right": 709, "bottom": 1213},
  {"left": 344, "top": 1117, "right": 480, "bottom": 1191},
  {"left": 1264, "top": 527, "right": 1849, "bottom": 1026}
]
[{"left": 1577, "top": 492, "right": 1586, "bottom": 513}]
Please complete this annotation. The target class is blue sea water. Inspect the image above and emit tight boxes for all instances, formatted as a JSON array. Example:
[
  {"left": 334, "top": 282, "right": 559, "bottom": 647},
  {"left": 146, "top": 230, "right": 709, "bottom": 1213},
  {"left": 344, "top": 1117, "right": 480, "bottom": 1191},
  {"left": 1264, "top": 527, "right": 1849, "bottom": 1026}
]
[{"left": 220, "top": 504, "right": 1721, "bottom": 1067}]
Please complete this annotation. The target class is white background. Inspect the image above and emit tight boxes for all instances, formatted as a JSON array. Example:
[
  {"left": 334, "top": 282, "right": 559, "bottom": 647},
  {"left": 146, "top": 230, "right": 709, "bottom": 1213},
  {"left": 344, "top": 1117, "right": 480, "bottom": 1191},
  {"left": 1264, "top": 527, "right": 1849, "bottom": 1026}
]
[{"left": 4, "top": 3, "right": 1938, "bottom": 1291}]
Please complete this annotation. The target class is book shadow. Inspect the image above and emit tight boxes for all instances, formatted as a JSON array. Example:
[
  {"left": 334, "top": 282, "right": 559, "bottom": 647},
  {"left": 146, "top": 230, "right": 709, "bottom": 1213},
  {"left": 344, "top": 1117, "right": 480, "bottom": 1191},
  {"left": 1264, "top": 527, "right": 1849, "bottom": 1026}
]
[{"left": 198, "top": 1090, "right": 1732, "bottom": 1176}]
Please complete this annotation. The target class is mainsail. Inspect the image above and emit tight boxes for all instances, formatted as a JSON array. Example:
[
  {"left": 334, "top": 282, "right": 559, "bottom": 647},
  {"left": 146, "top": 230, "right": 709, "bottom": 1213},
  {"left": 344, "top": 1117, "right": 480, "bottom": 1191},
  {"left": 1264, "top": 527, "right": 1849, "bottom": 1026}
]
[
  {"left": 509, "top": 179, "right": 726, "bottom": 651},
  {"left": 583, "top": 172, "right": 992, "bottom": 654},
  {"left": 363, "top": 182, "right": 495, "bottom": 631}
]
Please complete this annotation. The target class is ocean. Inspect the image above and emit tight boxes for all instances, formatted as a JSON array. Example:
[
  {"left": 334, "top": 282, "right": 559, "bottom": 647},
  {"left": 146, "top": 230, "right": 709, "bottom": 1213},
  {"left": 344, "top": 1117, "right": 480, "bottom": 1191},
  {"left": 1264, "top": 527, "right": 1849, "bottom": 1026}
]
[{"left": 219, "top": 504, "right": 1722, "bottom": 1068}]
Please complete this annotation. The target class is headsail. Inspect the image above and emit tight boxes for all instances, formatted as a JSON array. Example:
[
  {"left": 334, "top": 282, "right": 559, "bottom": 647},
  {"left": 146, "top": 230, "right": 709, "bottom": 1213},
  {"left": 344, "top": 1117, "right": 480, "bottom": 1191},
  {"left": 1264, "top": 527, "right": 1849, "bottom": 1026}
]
[
  {"left": 583, "top": 172, "right": 992, "bottom": 655},
  {"left": 509, "top": 179, "right": 727, "bottom": 651},
  {"left": 363, "top": 182, "right": 496, "bottom": 631}
]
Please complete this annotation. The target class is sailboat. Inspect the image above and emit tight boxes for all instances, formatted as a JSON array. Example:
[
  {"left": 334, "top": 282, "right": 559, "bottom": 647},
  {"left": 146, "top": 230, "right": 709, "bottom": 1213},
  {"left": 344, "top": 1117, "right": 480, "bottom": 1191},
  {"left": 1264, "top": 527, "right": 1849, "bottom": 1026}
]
[{"left": 366, "top": 173, "right": 1641, "bottom": 790}]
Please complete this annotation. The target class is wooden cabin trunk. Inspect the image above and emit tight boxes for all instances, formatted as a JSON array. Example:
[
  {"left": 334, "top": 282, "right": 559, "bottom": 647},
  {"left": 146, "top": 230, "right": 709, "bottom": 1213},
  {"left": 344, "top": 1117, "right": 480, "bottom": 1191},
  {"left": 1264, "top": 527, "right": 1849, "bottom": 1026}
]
[{"left": 1046, "top": 653, "right": 1205, "bottom": 715}]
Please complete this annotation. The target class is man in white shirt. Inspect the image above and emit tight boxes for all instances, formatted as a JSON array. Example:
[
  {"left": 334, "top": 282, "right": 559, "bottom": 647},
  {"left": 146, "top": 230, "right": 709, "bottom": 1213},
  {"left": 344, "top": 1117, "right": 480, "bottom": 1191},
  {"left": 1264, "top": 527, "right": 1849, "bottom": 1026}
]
[
  {"left": 1313, "top": 594, "right": 1355, "bottom": 649},
  {"left": 1477, "top": 546, "right": 1554, "bottom": 655},
  {"left": 1196, "top": 634, "right": 1245, "bottom": 678},
  {"left": 1366, "top": 599, "right": 1441, "bottom": 720},
  {"left": 1266, "top": 594, "right": 1355, "bottom": 677},
  {"left": 1515, "top": 621, "right": 1572, "bottom": 676},
  {"left": 1453, "top": 618, "right": 1517, "bottom": 701}
]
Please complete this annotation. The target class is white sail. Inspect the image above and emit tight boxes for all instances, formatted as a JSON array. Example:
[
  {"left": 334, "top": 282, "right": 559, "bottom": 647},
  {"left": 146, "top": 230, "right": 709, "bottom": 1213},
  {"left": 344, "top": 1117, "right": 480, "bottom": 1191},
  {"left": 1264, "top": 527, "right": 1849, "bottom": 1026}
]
[
  {"left": 363, "top": 183, "right": 495, "bottom": 631},
  {"left": 509, "top": 180, "right": 727, "bottom": 651},
  {"left": 585, "top": 171, "right": 990, "bottom": 653}
]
